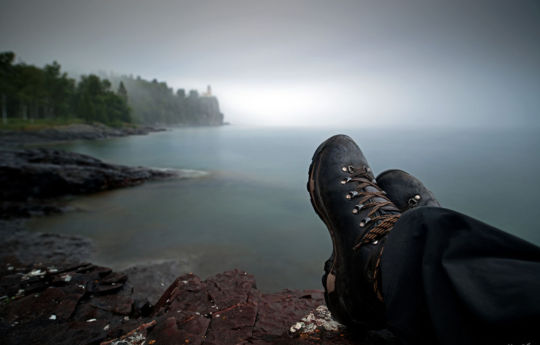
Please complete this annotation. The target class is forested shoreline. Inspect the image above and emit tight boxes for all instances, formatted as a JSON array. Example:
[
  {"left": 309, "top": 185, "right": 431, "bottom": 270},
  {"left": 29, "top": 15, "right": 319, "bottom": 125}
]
[
  {"left": 106, "top": 74, "right": 224, "bottom": 125},
  {"left": 0, "top": 52, "right": 224, "bottom": 128}
]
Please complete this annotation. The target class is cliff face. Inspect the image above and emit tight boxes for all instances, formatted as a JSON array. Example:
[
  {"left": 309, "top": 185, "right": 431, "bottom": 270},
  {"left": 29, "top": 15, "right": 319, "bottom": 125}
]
[
  {"left": 108, "top": 75, "right": 226, "bottom": 126},
  {"left": 185, "top": 95, "right": 224, "bottom": 126}
]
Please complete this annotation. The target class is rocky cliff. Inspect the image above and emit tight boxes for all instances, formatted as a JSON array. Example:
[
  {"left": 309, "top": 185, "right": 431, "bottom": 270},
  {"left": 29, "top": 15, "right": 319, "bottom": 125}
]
[
  {"left": 185, "top": 96, "right": 224, "bottom": 126},
  {"left": 108, "top": 75, "right": 226, "bottom": 126}
]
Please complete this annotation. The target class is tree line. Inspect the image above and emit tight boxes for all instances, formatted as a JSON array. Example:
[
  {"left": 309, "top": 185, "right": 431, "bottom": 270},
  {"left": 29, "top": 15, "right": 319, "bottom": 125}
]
[
  {"left": 106, "top": 74, "right": 222, "bottom": 125},
  {"left": 0, "top": 52, "right": 131, "bottom": 126},
  {"left": 0, "top": 51, "right": 224, "bottom": 127}
]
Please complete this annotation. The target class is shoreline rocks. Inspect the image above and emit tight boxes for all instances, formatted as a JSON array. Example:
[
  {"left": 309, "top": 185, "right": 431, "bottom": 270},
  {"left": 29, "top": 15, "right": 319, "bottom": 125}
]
[
  {"left": 0, "top": 123, "right": 166, "bottom": 148},
  {"left": 0, "top": 262, "right": 397, "bottom": 345},
  {"left": 0, "top": 148, "right": 184, "bottom": 218}
]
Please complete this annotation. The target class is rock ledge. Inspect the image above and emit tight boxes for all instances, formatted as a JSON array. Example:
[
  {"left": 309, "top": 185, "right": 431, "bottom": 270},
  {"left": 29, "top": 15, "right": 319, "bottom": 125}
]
[{"left": 0, "top": 262, "right": 397, "bottom": 345}]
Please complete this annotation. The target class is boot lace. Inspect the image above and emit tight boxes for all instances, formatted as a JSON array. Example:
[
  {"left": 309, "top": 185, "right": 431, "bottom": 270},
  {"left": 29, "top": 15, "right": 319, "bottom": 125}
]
[{"left": 341, "top": 165, "right": 400, "bottom": 250}]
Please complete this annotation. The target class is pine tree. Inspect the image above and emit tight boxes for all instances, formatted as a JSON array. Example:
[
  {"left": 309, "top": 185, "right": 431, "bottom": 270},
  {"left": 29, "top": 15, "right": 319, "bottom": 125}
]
[{"left": 117, "top": 81, "right": 128, "bottom": 102}]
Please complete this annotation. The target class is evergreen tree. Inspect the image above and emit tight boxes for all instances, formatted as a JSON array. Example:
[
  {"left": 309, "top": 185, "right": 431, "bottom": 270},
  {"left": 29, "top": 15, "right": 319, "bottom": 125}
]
[
  {"left": 117, "top": 81, "right": 128, "bottom": 102},
  {"left": 176, "top": 89, "right": 185, "bottom": 99},
  {"left": 0, "top": 51, "right": 131, "bottom": 126},
  {"left": 0, "top": 52, "right": 15, "bottom": 124},
  {"left": 44, "top": 61, "right": 75, "bottom": 119}
]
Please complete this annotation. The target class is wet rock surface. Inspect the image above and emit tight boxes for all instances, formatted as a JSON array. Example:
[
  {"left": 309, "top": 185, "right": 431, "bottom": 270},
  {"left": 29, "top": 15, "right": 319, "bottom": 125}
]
[
  {"left": 0, "top": 263, "right": 398, "bottom": 345},
  {"left": 1, "top": 229, "right": 93, "bottom": 266},
  {"left": 0, "top": 148, "right": 182, "bottom": 218},
  {"left": 0, "top": 261, "right": 141, "bottom": 345},
  {"left": 121, "top": 260, "right": 193, "bottom": 306}
]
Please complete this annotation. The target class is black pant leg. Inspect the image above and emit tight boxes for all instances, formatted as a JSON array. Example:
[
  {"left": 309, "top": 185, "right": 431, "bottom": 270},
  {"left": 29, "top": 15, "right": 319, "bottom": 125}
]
[{"left": 381, "top": 207, "right": 540, "bottom": 345}]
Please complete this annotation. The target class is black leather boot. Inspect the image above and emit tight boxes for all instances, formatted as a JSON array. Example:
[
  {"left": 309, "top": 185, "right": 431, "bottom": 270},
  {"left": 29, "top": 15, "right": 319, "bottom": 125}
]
[
  {"left": 376, "top": 169, "right": 440, "bottom": 212},
  {"left": 320, "top": 169, "right": 442, "bottom": 321},
  {"left": 307, "top": 135, "right": 400, "bottom": 331}
]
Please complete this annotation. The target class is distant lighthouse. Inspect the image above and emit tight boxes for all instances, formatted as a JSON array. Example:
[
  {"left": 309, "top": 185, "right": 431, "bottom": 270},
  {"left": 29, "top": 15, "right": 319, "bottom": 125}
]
[{"left": 204, "top": 85, "right": 212, "bottom": 96}]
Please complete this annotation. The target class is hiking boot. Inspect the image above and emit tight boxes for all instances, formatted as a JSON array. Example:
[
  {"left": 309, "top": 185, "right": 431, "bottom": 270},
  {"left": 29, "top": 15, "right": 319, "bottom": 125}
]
[
  {"left": 320, "top": 169, "right": 442, "bottom": 326},
  {"left": 376, "top": 169, "right": 441, "bottom": 212},
  {"left": 307, "top": 135, "right": 400, "bottom": 330}
]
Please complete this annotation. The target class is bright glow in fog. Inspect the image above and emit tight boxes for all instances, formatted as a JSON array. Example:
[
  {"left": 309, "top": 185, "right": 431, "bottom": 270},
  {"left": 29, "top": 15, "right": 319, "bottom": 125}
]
[
  {"left": 217, "top": 83, "right": 343, "bottom": 126},
  {"left": 171, "top": 80, "right": 415, "bottom": 127},
  {"left": 168, "top": 80, "right": 401, "bottom": 127},
  {"left": 168, "top": 75, "right": 539, "bottom": 129}
]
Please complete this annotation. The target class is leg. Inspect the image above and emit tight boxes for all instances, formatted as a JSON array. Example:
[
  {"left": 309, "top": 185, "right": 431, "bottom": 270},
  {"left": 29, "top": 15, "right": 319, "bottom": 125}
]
[
  {"left": 308, "top": 135, "right": 540, "bottom": 345},
  {"left": 382, "top": 207, "right": 540, "bottom": 345}
]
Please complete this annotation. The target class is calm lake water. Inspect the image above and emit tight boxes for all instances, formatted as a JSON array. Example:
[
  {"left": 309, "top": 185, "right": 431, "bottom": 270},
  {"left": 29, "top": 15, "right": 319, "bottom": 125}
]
[{"left": 27, "top": 126, "right": 540, "bottom": 291}]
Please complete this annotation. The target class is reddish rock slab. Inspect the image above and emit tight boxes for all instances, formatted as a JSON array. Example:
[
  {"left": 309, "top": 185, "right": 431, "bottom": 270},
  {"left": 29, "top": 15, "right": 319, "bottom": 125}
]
[
  {"left": 203, "top": 301, "right": 258, "bottom": 345},
  {"left": 101, "top": 320, "right": 157, "bottom": 345},
  {"left": 0, "top": 262, "right": 138, "bottom": 345},
  {"left": 141, "top": 270, "right": 397, "bottom": 345},
  {"left": 2, "top": 286, "right": 85, "bottom": 323},
  {"left": 90, "top": 295, "right": 134, "bottom": 315},
  {"left": 253, "top": 289, "right": 324, "bottom": 338},
  {"left": 155, "top": 273, "right": 213, "bottom": 317},
  {"left": 206, "top": 270, "right": 257, "bottom": 307},
  {"left": 149, "top": 316, "right": 211, "bottom": 345},
  {"left": 1, "top": 262, "right": 398, "bottom": 345}
]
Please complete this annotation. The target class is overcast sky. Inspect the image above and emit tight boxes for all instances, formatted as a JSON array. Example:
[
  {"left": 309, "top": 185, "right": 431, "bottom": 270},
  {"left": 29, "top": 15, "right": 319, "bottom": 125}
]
[{"left": 1, "top": 0, "right": 539, "bottom": 127}]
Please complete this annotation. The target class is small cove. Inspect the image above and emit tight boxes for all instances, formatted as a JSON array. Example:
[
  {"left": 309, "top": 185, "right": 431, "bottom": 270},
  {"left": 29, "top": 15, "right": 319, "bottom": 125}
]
[{"left": 27, "top": 125, "right": 540, "bottom": 291}]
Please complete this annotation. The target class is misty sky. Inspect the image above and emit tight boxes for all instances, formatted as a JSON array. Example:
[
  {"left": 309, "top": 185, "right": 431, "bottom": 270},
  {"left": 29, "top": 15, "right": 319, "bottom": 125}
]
[{"left": 1, "top": 0, "right": 539, "bottom": 127}]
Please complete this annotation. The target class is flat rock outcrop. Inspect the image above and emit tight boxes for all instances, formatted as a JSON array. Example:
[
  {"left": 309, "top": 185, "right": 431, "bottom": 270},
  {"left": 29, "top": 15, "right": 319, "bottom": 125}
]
[
  {"left": 0, "top": 148, "right": 187, "bottom": 218},
  {"left": 0, "top": 262, "right": 397, "bottom": 345}
]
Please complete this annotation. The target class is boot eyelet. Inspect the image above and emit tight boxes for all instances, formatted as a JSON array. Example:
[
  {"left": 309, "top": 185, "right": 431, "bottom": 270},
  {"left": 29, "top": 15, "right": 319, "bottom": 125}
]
[
  {"left": 341, "top": 166, "right": 348, "bottom": 172},
  {"left": 359, "top": 217, "right": 371, "bottom": 227},
  {"left": 364, "top": 166, "right": 371, "bottom": 173},
  {"left": 346, "top": 191, "right": 359, "bottom": 199},
  {"left": 352, "top": 204, "right": 364, "bottom": 214},
  {"left": 341, "top": 177, "right": 352, "bottom": 184},
  {"left": 347, "top": 165, "right": 355, "bottom": 173},
  {"left": 408, "top": 195, "right": 420, "bottom": 208}
]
